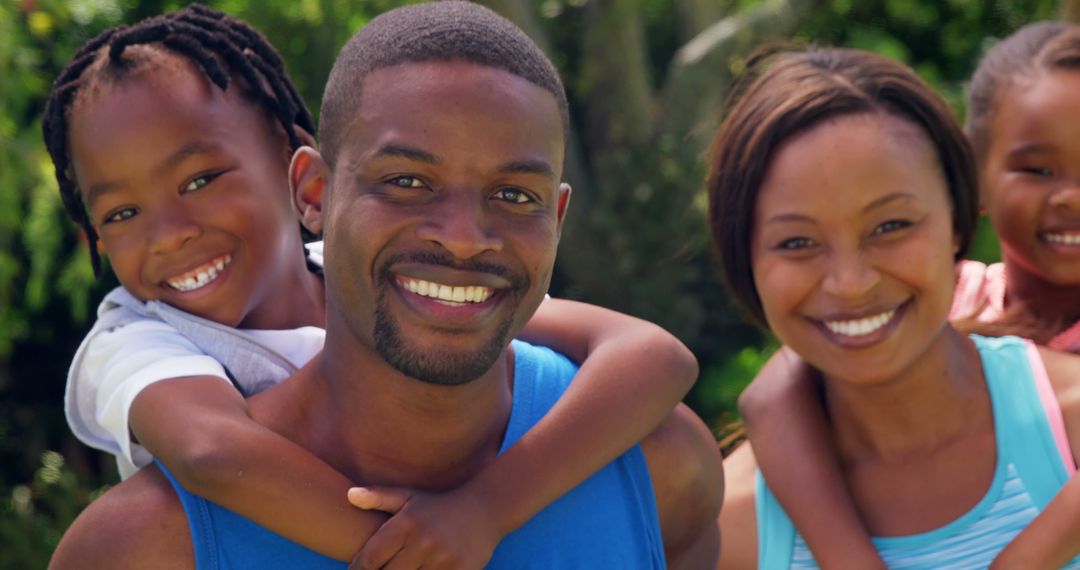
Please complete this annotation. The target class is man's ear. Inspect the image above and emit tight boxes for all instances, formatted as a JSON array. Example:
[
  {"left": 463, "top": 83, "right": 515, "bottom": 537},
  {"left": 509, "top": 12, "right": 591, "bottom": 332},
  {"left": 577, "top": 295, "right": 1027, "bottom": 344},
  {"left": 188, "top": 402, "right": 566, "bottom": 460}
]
[
  {"left": 290, "top": 146, "right": 329, "bottom": 235},
  {"left": 555, "top": 183, "right": 572, "bottom": 236}
]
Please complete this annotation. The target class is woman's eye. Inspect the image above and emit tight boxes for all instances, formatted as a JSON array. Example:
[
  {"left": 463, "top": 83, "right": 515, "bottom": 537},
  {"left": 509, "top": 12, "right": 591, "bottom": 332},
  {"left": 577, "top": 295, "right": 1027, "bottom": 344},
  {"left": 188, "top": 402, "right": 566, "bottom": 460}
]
[
  {"left": 1020, "top": 166, "right": 1055, "bottom": 177},
  {"left": 493, "top": 188, "right": 532, "bottom": 204},
  {"left": 103, "top": 207, "right": 139, "bottom": 224},
  {"left": 775, "top": 237, "right": 814, "bottom": 251},
  {"left": 388, "top": 176, "right": 426, "bottom": 189},
  {"left": 183, "top": 173, "right": 220, "bottom": 193},
  {"left": 872, "top": 220, "right": 911, "bottom": 235}
]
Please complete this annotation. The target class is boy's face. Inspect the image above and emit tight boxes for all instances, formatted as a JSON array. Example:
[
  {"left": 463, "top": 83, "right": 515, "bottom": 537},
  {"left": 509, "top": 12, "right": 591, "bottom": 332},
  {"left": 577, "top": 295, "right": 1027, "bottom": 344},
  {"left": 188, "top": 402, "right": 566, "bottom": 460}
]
[
  {"left": 312, "top": 60, "right": 570, "bottom": 385},
  {"left": 69, "top": 63, "right": 307, "bottom": 329}
]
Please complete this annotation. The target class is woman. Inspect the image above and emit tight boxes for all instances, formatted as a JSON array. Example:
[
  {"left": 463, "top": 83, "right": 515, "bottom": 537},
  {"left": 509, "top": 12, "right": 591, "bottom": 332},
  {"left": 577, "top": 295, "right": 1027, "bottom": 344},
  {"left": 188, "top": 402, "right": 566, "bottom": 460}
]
[{"left": 710, "top": 47, "right": 1080, "bottom": 568}]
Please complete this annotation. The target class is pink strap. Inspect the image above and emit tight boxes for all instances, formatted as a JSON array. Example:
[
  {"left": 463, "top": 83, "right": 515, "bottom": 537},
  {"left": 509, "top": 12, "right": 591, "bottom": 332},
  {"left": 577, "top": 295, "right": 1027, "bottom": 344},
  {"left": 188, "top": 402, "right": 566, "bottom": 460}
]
[{"left": 1026, "top": 340, "right": 1077, "bottom": 475}]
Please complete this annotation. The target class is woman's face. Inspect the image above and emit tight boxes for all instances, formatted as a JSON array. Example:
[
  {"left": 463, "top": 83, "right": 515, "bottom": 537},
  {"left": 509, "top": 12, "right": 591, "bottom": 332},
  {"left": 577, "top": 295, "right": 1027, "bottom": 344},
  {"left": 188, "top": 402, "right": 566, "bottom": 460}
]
[{"left": 750, "top": 113, "right": 960, "bottom": 385}]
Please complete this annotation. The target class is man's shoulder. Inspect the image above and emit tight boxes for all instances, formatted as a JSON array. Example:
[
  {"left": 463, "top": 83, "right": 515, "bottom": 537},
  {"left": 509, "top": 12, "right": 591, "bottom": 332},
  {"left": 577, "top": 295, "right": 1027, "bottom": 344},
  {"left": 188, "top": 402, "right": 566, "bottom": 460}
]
[
  {"left": 639, "top": 404, "right": 723, "bottom": 569},
  {"left": 50, "top": 465, "right": 193, "bottom": 570}
]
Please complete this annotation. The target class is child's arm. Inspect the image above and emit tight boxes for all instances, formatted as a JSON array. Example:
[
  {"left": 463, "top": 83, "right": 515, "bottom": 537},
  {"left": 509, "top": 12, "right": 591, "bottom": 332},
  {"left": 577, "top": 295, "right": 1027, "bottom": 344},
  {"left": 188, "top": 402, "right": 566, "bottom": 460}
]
[
  {"left": 990, "top": 474, "right": 1080, "bottom": 569},
  {"left": 348, "top": 297, "right": 699, "bottom": 569},
  {"left": 739, "top": 347, "right": 886, "bottom": 570},
  {"left": 993, "top": 347, "right": 1080, "bottom": 569},
  {"left": 130, "top": 376, "right": 385, "bottom": 562}
]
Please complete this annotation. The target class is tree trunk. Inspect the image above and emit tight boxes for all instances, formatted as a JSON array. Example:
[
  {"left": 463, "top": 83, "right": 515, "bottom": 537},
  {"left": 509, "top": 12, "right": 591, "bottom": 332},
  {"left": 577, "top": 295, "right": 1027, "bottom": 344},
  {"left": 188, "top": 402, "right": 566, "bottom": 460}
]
[{"left": 660, "top": 0, "right": 817, "bottom": 160}]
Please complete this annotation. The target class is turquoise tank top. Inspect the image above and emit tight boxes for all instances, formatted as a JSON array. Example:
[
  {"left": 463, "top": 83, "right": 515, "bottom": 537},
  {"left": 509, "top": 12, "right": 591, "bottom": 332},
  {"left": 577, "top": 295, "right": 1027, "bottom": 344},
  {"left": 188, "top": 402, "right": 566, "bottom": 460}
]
[
  {"left": 756, "top": 335, "right": 1080, "bottom": 569},
  {"left": 160, "top": 340, "right": 666, "bottom": 569}
]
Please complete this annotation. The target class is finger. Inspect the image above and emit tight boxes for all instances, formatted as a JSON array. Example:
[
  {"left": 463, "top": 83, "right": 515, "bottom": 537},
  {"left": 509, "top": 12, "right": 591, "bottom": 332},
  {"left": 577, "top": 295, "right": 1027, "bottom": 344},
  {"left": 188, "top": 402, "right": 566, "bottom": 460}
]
[
  {"left": 347, "top": 486, "right": 412, "bottom": 513},
  {"left": 382, "top": 545, "right": 428, "bottom": 570},
  {"left": 351, "top": 514, "right": 411, "bottom": 570}
]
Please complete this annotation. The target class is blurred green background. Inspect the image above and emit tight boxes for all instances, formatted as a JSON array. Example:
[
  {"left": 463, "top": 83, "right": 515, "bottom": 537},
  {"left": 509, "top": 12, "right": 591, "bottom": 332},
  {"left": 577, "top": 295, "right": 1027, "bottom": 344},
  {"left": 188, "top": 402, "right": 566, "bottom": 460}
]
[{"left": 1, "top": 0, "right": 1074, "bottom": 565}]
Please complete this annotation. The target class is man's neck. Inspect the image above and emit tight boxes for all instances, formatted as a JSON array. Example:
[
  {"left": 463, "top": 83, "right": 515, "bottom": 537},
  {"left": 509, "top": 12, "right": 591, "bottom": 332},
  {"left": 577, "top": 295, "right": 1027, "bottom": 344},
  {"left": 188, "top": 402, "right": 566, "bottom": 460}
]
[{"left": 253, "top": 336, "right": 517, "bottom": 491}]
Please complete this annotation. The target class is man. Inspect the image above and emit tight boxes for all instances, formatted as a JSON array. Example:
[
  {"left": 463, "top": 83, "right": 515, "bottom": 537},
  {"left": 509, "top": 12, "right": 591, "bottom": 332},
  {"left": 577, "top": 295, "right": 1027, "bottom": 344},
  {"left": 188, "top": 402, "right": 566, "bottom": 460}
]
[{"left": 50, "top": 3, "right": 722, "bottom": 568}]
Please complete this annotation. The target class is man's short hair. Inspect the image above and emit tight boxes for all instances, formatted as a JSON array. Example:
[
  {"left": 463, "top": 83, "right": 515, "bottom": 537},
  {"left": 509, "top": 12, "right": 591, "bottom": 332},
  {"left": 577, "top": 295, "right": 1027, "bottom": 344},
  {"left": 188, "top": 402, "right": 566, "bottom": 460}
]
[{"left": 318, "top": 0, "right": 570, "bottom": 166}]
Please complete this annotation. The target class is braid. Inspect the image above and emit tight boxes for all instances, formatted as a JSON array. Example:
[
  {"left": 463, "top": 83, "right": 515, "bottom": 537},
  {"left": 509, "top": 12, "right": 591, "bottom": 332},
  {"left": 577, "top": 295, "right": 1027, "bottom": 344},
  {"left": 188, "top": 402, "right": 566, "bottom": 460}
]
[{"left": 41, "top": 4, "right": 313, "bottom": 276}]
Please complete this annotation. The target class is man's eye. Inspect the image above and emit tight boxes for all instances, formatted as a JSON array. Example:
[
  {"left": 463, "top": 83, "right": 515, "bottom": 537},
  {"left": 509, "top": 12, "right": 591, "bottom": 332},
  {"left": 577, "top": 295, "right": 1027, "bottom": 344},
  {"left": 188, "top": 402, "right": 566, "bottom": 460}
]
[
  {"left": 103, "top": 207, "right": 139, "bottom": 224},
  {"left": 388, "top": 176, "right": 426, "bottom": 188},
  {"left": 183, "top": 173, "right": 220, "bottom": 193},
  {"left": 493, "top": 188, "right": 532, "bottom": 204}
]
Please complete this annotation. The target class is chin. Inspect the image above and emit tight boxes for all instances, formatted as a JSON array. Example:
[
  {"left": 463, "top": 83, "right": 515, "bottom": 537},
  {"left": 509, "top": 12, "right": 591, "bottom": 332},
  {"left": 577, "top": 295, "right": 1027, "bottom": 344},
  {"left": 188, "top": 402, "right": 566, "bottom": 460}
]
[{"left": 374, "top": 318, "right": 514, "bottom": 387}]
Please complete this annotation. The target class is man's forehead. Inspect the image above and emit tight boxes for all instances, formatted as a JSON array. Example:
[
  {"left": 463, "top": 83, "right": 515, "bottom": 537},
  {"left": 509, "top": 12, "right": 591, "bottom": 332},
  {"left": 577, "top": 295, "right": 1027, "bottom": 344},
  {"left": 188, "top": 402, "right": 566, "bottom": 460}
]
[{"left": 333, "top": 61, "right": 566, "bottom": 175}]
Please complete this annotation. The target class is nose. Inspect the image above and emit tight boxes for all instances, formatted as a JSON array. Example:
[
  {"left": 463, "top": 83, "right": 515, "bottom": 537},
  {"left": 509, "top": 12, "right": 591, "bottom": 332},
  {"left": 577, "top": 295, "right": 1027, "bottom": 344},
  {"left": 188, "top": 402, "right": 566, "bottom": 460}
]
[
  {"left": 1049, "top": 182, "right": 1080, "bottom": 212},
  {"left": 821, "top": 248, "right": 880, "bottom": 301},
  {"left": 147, "top": 205, "right": 202, "bottom": 255},
  {"left": 415, "top": 191, "right": 503, "bottom": 259}
]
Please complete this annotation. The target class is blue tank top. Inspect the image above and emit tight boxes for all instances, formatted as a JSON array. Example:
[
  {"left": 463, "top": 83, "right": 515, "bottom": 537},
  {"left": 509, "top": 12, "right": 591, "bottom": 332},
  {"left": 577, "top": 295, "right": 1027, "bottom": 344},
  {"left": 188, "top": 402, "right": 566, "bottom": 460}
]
[
  {"left": 755, "top": 335, "right": 1080, "bottom": 569},
  {"left": 160, "top": 340, "right": 666, "bottom": 569}
]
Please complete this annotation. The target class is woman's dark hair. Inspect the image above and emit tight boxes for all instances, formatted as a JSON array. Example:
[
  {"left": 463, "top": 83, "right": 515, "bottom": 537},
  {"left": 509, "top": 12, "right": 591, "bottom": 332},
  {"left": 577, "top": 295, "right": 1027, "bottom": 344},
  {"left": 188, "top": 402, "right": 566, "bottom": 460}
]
[
  {"left": 707, "top": 47, "right": 979, "bottom": 325},
  {"left": 42, "top": 4, "right": 313, "bottom": 275}
]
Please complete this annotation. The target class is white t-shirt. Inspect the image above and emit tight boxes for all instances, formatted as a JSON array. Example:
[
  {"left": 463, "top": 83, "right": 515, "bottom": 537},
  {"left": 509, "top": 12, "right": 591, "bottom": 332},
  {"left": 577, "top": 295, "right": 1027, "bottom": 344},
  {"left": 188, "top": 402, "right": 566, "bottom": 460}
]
[{"left": 66, "top": 242, "right": 325, "bottom": 479}]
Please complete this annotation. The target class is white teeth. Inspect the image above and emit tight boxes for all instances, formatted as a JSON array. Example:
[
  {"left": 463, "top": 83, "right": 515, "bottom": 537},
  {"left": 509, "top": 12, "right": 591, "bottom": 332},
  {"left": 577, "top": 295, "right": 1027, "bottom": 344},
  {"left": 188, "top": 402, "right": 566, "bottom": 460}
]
[
  {"left": 1044, "top": 232, "right": 1080, "bottom": 246},
  {"left": 824, "top": 309, "right": 896, "bottom": 337},
  {"left": 166, "top": 255, "right": 232, "bottom": 292},
  {"left": 399, "top": 277, "right": 494, "bottom": 304}
]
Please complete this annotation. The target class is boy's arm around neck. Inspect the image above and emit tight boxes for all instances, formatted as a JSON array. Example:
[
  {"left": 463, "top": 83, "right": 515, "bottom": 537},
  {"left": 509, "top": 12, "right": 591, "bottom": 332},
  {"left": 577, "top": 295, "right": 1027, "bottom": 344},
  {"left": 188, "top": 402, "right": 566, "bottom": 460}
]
[
  {"left": 349, "top": 298, "right": 699, "bottom": 567},
  {"left": 993, "top": 348, "right": 1080, "bottom": 568},
  {"left": 739, "top": 346, "right": 886, "bottom": 570},
  {"left": 484, "top": 297, "right": 699, "bottom": 533},
  {"left": 130, "top": 375, "right": 387, "bottom": 562}
]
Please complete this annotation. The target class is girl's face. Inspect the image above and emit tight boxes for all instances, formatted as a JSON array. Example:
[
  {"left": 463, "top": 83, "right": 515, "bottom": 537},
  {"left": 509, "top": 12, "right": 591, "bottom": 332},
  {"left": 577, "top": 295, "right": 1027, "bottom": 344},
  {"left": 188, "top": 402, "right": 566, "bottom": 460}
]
[
  {"left": 751, "top": 113, "right": 959, "bottom": 385},
  {"left": 981, "top": 70, "right": 1080, "bottom": 287},
  {"left": 68, "top": 63, "right": 306, "bottom": 329}
]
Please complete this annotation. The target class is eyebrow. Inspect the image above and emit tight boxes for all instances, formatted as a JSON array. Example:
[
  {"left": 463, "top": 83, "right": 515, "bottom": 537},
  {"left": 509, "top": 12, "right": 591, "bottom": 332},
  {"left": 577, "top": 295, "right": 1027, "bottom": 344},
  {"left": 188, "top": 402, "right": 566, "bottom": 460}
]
[
  {"left": 373, "top": 144, "right": 439, "bottom": 164},
  {"left": 366, "top": 144, "right": 556, "bottom": 180},
  {"left": 84, "top": 139, "right": 224, "bottom": 207},
  {"left": 1006, "top": 143, "right": 1054, "bottom": 158},
  {"left": 498, "top": 160, "right": 556, "bottom": 180},
  {"left": 764, "top": 192, "right": 916, "bottom": 224}
]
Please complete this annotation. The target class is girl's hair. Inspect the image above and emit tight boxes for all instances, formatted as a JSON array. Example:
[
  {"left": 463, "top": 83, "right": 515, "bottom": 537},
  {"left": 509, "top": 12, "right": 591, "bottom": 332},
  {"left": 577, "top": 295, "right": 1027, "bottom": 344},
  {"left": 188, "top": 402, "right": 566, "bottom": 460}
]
[
  {"left": 966, "top": 21, "right": 1080, "bottom": 162},
  {"left": 707, "top": 47, "right": 979, "bottom": 325},
  {"left": 41, "top": 4, "right": 314, "bottom": 276}
]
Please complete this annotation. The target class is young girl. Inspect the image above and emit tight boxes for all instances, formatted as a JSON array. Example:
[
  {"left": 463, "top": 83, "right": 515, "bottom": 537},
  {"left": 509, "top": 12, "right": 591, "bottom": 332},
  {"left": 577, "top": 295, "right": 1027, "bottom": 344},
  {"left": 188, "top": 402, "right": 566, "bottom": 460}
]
[
  {"left": 709, "top": 46, "right": 1080, "bottom": 568},
  {"left": 736, "top": 23, "right": 1080, "bottom": 569},
  {"left": 44, "top": 5, "right": 697, "bottom": 567}
]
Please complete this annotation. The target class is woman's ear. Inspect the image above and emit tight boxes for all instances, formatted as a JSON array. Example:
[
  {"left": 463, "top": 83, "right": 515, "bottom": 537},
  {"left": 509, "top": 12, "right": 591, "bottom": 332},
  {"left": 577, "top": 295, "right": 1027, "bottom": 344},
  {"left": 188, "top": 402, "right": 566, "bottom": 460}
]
[{"left": 290, "top": 146, "right": 329, "bottom": 235}]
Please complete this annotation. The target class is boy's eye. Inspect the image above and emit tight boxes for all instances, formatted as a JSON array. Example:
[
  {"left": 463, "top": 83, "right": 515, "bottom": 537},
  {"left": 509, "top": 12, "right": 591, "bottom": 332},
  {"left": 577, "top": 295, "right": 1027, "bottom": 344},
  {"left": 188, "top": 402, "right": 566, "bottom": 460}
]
[
  {"left": 872, "top": 219, "right": 911, "bottom": 235},
  {"left": 103, "top": 207, "right": 139, "bottom": 224},
  {"left": 388, "top": 176, "right": 426, "bottom": 189},
  {"left": 492, "top": 188, "right": 533, "bottom": 204},
  {"left": 183, "top": 172, "right": 221, "bottom": 193},
  {"left": 775, "top": 237, "right": 815, "bottom": 251}
]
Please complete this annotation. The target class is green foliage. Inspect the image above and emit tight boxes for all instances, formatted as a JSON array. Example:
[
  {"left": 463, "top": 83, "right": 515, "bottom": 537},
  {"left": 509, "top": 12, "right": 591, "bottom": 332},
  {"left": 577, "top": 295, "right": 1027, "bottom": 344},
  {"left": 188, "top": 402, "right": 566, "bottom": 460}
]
[
  {"left": 0, "top": 452, "right": 107, "bottom": 569},
  {"left": 691, "top": 342, "right": 779, "bottom": 423}
]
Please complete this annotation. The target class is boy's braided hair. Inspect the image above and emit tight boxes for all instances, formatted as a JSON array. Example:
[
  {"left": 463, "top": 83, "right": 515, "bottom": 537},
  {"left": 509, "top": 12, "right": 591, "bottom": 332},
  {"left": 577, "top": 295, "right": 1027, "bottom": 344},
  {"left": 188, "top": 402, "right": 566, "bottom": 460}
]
[{"left": 42, "top": 4, "right": 314, "bottom": 276}]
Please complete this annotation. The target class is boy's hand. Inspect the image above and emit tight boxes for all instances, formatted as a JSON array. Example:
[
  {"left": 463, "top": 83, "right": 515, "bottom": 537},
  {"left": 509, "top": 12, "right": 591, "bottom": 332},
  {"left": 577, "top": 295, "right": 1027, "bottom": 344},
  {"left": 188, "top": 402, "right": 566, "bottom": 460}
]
[{"left": 347, "top": 486, "right": 503, "bottom": 570}]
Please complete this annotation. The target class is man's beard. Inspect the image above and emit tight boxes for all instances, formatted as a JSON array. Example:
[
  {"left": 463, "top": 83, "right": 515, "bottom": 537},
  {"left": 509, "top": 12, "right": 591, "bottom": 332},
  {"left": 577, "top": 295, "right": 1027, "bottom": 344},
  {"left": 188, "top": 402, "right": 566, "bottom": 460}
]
[{"left": 373, "top": 253, "right": 528, "bottom": 386}]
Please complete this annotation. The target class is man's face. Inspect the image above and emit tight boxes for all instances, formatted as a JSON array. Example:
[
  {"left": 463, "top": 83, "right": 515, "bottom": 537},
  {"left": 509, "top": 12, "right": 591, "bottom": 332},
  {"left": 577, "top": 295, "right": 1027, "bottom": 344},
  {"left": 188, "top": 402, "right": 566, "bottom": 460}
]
[{"left": 318, "top": 60, "right": 569, "bottom": 385}]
